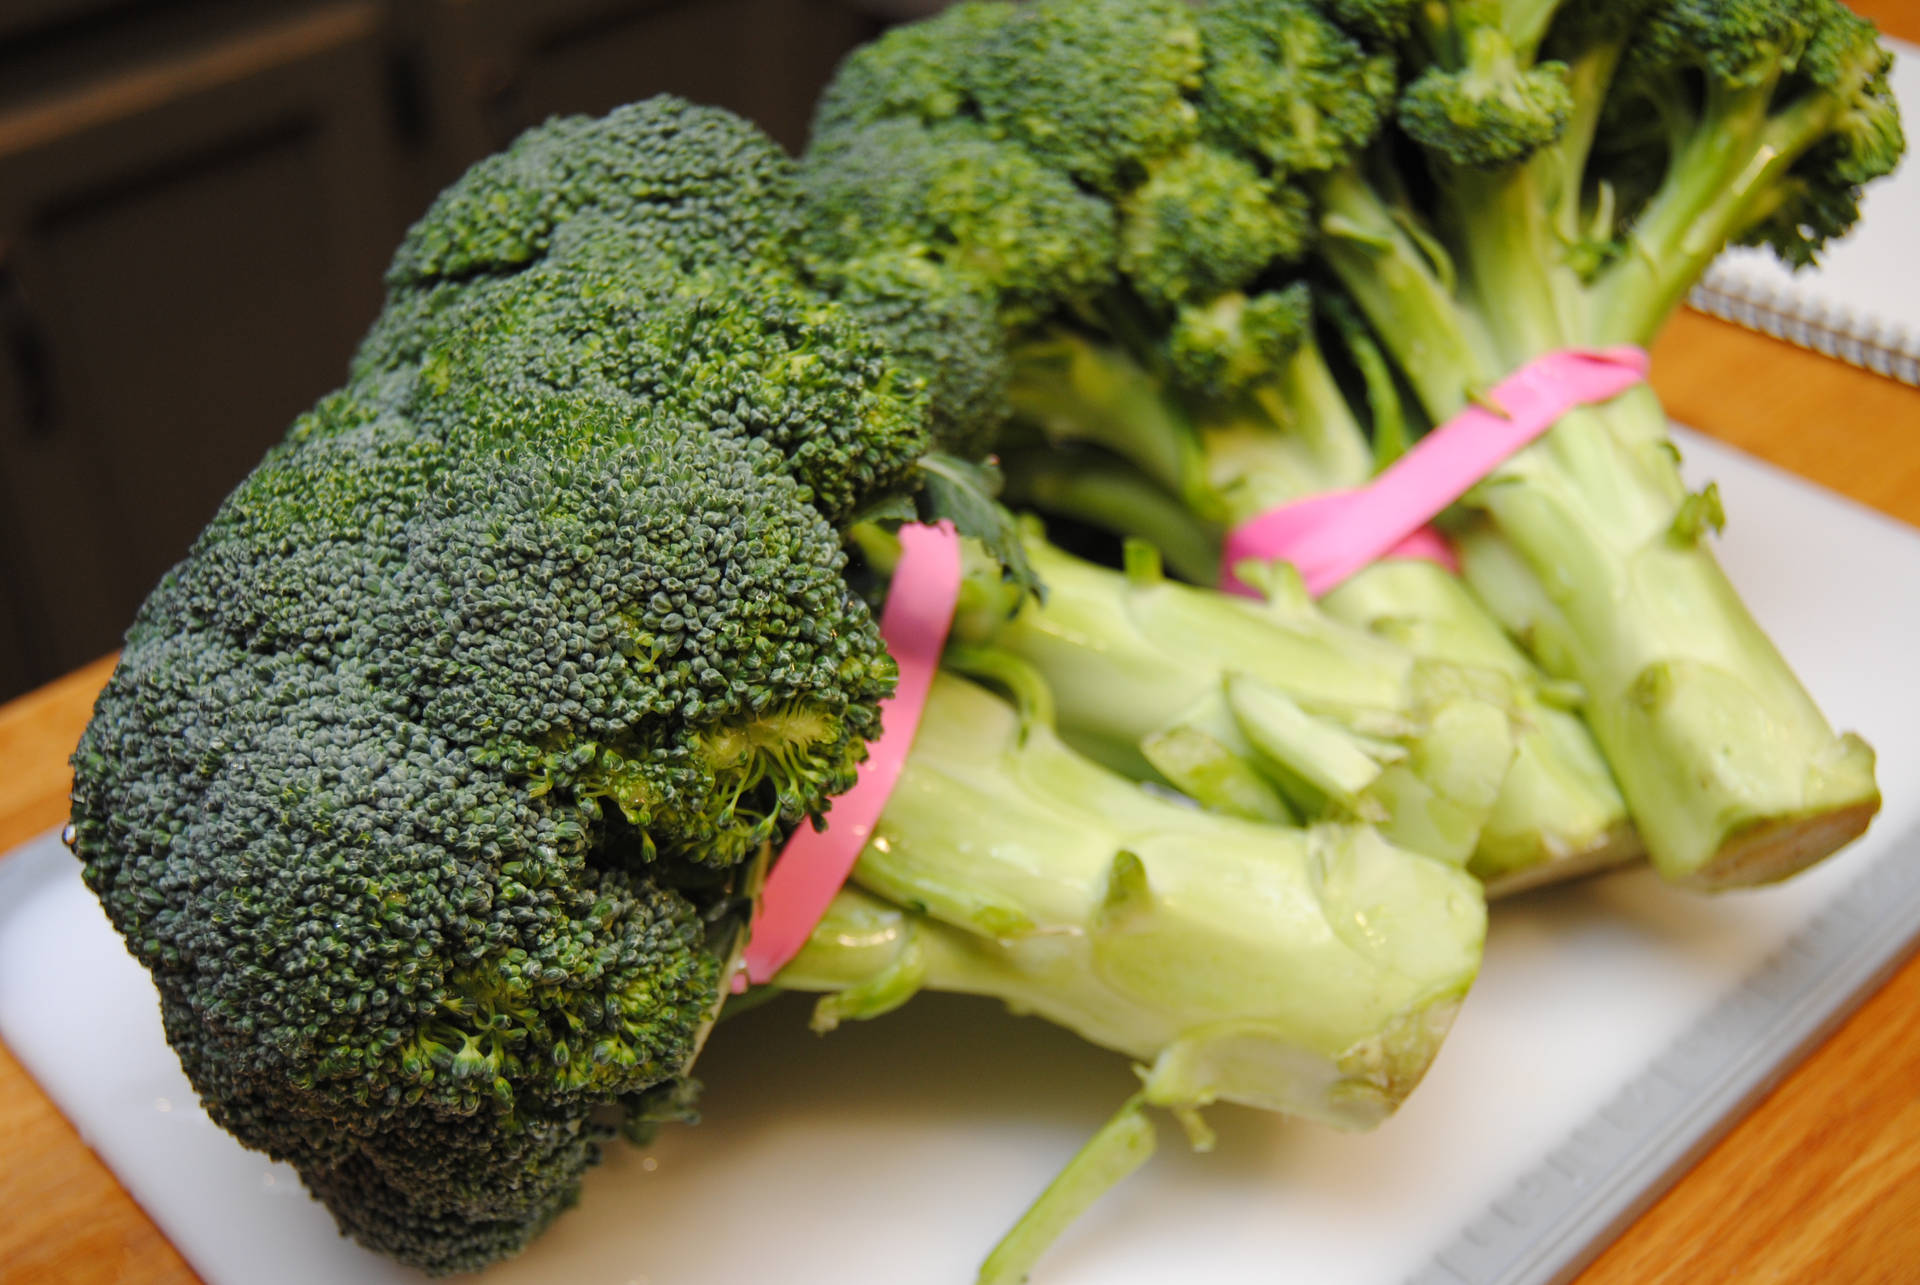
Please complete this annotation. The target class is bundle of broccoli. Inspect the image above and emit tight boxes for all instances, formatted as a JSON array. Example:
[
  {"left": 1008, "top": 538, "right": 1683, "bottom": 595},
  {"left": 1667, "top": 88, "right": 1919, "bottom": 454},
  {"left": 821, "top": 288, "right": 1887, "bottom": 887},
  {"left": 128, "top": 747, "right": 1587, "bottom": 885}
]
[
  {"left": 803, "top": 0, "right": 1895, "bottom": 890},
  {"left": 65, "top": 0, "right": 1901, "bottom": 1280}
]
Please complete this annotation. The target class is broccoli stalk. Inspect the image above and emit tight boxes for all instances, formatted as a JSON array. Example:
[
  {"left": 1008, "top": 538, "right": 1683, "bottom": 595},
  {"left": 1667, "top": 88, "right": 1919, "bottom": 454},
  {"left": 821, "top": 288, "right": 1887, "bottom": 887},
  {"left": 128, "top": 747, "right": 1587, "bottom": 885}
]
[
  {"left": 995, "top": 317, "right": 1635, "bottom": 885},
  {"left": 1212, "top": 0, "right": 1897, "bottom": 884},
  {"left": 775, "top": 671, "right": 1486, "bottom": 1284},
  {"left": 921, "top": 527, "right": 1522, "bottom": 868}
]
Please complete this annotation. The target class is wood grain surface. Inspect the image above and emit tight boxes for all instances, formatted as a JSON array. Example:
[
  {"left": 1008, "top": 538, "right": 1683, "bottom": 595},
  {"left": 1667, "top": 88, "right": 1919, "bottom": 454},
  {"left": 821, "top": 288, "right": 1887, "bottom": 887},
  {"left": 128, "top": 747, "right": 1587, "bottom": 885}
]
[{"left": 3, "top": 3, "right": 1918, "bottom": 1277}]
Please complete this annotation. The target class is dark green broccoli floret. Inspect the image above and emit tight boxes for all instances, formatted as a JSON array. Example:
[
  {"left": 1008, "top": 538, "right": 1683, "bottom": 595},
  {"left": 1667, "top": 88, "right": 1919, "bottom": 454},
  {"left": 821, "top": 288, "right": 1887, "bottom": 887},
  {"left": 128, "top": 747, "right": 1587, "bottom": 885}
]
[
  {"left": 1314, "top": 0, "right": 1423, "bottom": 45},
  {"left": 387, "top": 96, "right": 797, "bottom": 287},
  {"left": 1606, "top": 0, "right": 1905, "bottom": 271},
  {"left": 1397, "top": 32, "right": 1574, "bottom": 168},
  {"left": 355, "top": 97, "right": 800, "bottom": 379},
  {"left": 401, "top": 243, "right": 932, "bottom": 526},
  {"left": 815, "top": 250, "right": 1013, "bottom": 461},
  {"left": 69, "top": 364, "right": 893, "bottom": 1276}
]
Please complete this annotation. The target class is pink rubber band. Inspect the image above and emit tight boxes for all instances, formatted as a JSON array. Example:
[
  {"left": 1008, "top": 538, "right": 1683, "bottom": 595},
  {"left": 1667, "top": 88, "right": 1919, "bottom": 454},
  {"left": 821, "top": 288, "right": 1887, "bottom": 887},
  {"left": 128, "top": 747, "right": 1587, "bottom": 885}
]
[
  {"left": 1221, "top": 346, "right": 1650, "bottom": 598},
  {"left": 735, "top": 521, "right": 963, "bottom": 990}
]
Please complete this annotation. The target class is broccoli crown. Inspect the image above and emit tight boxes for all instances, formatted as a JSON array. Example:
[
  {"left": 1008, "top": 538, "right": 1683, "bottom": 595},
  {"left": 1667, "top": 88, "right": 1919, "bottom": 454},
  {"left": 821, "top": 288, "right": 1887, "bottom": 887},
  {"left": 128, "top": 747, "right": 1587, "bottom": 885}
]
[
  {"left": 1119, "top": 145, "right": 1315, "bottom": 310},
  {"left": 1197, "top": 0, "right": 1397, "bottom": 176},
  {"left": 387, "top": 96, "right": 797, "bottom": 288},
  {"left": 1624, "top": 0, "right": 1822, "bottom": 92},
  {"left": 799, "top": 117, "right": 1119, "bottom": 325},
  {"left": 811, "top": 0, "right": 1015, "bottom": 136},
  {"left": 1313, "top": 0, "right": 1423, "bottom": 46},
  {"left": 356, "top": 97, "right": 799, "bottom": 381},
  {"left": 968, "top": 0, "right": 1205, "bottom": 192},
  {"left": 400, "top": 236, "right": 933, "bottom": 525},
  {"left": 69, "top": 360, "right": 893, "bottom": 1271}
]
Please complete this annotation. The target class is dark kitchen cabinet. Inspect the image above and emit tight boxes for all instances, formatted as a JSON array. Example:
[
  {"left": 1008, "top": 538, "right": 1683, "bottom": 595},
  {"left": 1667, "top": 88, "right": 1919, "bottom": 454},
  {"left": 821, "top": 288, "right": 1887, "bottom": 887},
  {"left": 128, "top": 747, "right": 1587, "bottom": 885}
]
[
  {"left": 0, "top": 4, "right": 398, "bottom": 701},
  {"left": 416, "top": 0, "right": 871, "bottom": 158},
  {"left": 0, "top": 0, "right": 875, "bottom": 702}
]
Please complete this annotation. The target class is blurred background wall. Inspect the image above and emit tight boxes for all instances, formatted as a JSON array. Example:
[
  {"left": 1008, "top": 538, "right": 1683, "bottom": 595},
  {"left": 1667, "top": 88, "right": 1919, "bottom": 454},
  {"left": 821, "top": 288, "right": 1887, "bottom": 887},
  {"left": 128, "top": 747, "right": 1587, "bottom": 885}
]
[{"left": 0, "top": 0, "right": 917, "bottom": 702}]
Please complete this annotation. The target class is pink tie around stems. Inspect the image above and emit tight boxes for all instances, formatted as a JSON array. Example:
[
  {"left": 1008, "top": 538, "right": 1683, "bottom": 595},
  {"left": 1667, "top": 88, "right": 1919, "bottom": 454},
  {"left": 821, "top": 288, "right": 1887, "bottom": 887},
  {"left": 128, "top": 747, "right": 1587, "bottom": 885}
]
[
  {"left": 736, "top": 520, "right": 963, "bottom": 991},
  {"left": 1220, "top": 346, "right": 1651, "bottom": 599}
]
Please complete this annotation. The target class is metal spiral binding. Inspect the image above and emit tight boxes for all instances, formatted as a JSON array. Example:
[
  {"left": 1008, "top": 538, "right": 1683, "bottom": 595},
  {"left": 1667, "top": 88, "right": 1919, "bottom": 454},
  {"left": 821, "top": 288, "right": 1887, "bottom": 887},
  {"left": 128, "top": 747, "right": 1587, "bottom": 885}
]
[{"left": 1689, "top": 266, "right": 1920, "bottom": 388}]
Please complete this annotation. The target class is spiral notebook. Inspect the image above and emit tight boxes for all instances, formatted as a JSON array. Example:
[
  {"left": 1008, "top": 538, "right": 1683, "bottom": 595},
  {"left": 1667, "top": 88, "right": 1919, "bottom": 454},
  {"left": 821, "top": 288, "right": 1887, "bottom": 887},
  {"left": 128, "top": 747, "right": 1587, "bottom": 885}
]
[{"left": 1687, "top": 38, "right": 1919, "bottom": 386}]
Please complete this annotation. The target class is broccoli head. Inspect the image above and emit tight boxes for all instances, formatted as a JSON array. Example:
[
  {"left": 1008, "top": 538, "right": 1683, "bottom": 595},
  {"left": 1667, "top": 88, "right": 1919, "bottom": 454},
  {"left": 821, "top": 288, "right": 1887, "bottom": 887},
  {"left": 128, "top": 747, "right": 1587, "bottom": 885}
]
[
  {"left": 799, "top": 117, "right": 1119, "bottom": 326},
  {"left": 68, "top": 371, "right": 893, "bottom": 1272},
  {"left": 810, "top": 0, "right": 1015, "bottom": 136}
]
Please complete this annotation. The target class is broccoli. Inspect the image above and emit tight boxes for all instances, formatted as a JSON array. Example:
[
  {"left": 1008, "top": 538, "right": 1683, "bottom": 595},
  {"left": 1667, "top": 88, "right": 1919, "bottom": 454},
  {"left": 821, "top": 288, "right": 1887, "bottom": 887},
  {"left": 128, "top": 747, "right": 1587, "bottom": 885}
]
[
  {"left": 66, "top": 100, "right": 939, "bottom": 1273},
  {"left": 802, "top": 0, "right": 1638, "bottom": 887},
  {"left": 68, "top": 92, "right": 1490, "bottom": 1281},
  {"left": 1223, "top": 0, "right": 1899, "bottom": 886},
  {"left": 805, "top": 0, "right": 1898, "bottom": 888},
  {"left": 68, "top": 379, "right": 890, "bottom": 1271},
  {"left": 775, "top": 670, "right": 1486, "bottom": 1285}
]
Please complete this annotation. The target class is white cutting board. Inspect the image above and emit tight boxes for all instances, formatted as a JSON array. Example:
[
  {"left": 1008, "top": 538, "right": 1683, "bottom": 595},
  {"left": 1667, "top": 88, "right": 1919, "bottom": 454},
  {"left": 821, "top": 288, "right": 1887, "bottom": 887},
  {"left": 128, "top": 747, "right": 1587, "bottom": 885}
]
[{"left": 4, "top": 428, "right": 1919, "bottom": 1285}]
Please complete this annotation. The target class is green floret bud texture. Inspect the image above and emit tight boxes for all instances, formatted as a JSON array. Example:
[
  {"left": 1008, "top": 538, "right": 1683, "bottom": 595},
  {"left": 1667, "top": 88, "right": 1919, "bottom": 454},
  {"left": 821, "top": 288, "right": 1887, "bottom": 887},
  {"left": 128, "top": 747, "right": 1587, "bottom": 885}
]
[
  {"left": 969, "top": 0, "right": 1204, "bottom": 192},
  {"left": 800, "top": 118, "right": 1119, "bottom": 326},
  {"left": 815, "top": 250, "right": 1013, "bottom": 460},
  {"left": 811, "top": 0, "right": 1015, "bottom": 135},
  {"left": 1167, "top": 284, "right": 1314, "bottom": 399},
  {"left": 70, "top": 387, "right": 892, "bottom": 1271},
  {"left": 1120, "top": 146, "right": 1314, "bottom": 309},
  {"left": 1397, "top": 40, "right": 1574, "bottom": 168},
  {"left": 1197, "top": 0, "right": 1397, "bottom": 176},
  {"left": 387, "top": 96, "right": 798, "bottom": 287}
]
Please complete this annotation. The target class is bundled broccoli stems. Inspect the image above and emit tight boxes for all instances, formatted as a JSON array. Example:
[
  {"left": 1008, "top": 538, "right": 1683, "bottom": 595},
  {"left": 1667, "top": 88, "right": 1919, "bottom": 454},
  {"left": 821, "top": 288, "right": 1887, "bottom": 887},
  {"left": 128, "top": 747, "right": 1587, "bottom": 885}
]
[
  {"left": 1225, "top": 0, "right": 1897, "bottom": 885},
  {"left": 799, "top": 0, "right": 1636, "bottom": 888},
  {"left": 858, "top": 523, "right": 1519, "bottom": 866},
  {"left": 803, "top": 0, "right": 1897, "bottom": 889},
  {"left": 774, "top": 670, "right": 1485, "bottom": 1285}
]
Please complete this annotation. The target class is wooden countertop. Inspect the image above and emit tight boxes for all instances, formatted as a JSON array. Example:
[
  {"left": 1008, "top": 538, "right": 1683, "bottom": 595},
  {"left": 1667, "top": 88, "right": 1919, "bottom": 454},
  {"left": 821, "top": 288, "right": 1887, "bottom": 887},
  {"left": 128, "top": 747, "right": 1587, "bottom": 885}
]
[{"left": 3, "top": 7, "right": 1918, "bottom": 1268}]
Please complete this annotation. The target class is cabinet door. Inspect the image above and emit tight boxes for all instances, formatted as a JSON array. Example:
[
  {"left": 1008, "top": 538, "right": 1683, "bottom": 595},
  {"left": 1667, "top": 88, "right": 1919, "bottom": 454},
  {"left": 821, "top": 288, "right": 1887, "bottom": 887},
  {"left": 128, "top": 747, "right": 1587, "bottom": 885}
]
[
  {"left": 0, "top": 3, "right": 396, "bottom": 698},
  {"left": 419, "top": 0, "right": 873, "bottom": 164}
]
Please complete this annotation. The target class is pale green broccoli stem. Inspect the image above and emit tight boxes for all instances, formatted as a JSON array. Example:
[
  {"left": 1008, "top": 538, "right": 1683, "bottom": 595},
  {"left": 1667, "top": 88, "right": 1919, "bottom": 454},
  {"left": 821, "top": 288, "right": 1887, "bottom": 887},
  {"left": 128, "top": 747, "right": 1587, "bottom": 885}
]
[
  {"left": 1318, "top": 560, "right": 1634, "bottom": 888},
  {"left": 976, "top": 1094, "right": 1159, "bottom": 1285},
  {"left": 1002, "top": 322, "right": 1637, "bottom": 884},
  {"left": 1003, "top": 447, "right": 1224, "bottom": 584},
  {"left": 1453, "top": 386, "right": 1881, "bottom": 885},
  {"left": 1313, "top": 165, "right": 1502, "bottom": 415},
  {"left": 1009, "top": 329, "right": 1216, "bottom": 516},
  {"left": 1313, "top": 107, "right": 1883, "bottom": 883},
  {"left": 1591, "top": 72, "right": 1856, "bottom": 345},
  {"left": 1550, "top": 38, "right": 1633, "bottom": 253},
  {"left": 949, "top": 534, "right": 1517, "bottom": 865},
  {"left": 776, "top": 672, "right": 1486, "bottom": 1281},
  {"left": 1445, "top": 160, "right": 1584, "bottom": 362},
  {"left": 1208, "top": 346, "right": 1638, "bottom": 885},
  {"left": 778, "top": 674, "right": 1485, "bottom": 1117}
]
